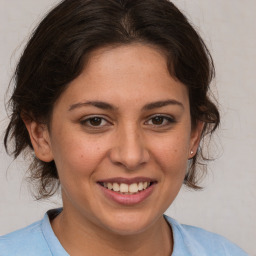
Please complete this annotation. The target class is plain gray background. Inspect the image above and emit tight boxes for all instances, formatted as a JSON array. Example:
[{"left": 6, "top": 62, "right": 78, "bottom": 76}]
[{"left": 0, "top": 0, "right": 255, "bottom": 255}]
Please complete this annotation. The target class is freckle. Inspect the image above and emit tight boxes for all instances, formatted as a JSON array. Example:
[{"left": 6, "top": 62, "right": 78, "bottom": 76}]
[{"left": 80, "top": 154, "right": 84, "bottom": 158}]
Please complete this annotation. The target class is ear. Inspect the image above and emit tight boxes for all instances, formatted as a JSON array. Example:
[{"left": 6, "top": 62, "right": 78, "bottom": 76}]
[
  {"left": 23, "top": 119, "right": 54, "bottom": 162},
  {"left": 188, "top": 121, "right": 205, "bottom": 159}
]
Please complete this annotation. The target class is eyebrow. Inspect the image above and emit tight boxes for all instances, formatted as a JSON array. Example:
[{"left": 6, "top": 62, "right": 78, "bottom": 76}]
[
  {"left": 142, "top": 99, "right": 184, "bottom": 111},
  {"left": 69, "top": 99, "right": 184, "bottom": 111},
  {"left": 69, "top": 101, "right": 117, "bottom": 111}
]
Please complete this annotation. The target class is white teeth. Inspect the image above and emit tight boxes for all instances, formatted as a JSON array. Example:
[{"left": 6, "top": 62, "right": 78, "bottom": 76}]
[
  {"left": 107, "top": 183, "right": 113, "bottom": 190},
  {"left": 120, "top": 183, "right": 129, "bottom": 193},
  {"left": 138, "top": 182, "right": 144, "bottom": 191},
  {"left": 129, "top": 183, "right": 139, "bottom": 193},
  {"left": 102, "top": 181, "right": 152, "bottom": 194},
  {"left": 113, "top": 183, "right": 120, "bottom": 192}
]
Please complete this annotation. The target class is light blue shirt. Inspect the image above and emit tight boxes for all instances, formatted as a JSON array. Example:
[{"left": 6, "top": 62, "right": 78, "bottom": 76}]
[{"left": 0, "top": 209, "right": 248, "bottom": 256}]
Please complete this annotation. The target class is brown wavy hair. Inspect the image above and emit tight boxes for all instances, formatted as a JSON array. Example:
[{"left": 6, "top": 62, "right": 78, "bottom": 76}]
[{"left": 4, "top": 0, "right": 220, "bottom": 199}]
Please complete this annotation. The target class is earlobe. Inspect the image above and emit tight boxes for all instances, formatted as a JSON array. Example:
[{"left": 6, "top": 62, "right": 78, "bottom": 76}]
[
  {"left": 23, "top": 119, "right": 54, "bottom": 162},
  {"left": 189, "top": 121, "right": 205, "bottom": 159}
]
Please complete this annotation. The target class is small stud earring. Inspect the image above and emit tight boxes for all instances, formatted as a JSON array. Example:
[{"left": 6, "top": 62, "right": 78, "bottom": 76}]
[{"left": 190, "top": 150, "right": 193, "bottom": 155}]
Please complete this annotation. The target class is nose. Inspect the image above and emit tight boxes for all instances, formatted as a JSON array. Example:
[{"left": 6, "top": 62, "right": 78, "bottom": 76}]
[{"left": 109, "top": 125, "right": 150, "bottom": 171}]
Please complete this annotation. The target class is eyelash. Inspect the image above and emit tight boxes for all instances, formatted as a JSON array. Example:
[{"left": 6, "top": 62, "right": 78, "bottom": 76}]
[
  {"left": 145, "top": 115, "right": 175, "bottom": 127},
  {"left": 80, "top": 116, "right": 110, "bottom": 128},
  {"left": 80, "top": 114, "right": 175, "bottom": 130}
]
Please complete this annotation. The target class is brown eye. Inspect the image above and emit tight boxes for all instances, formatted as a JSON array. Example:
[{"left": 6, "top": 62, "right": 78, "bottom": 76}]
[
  {"left": 89, "top": 117, "right": 103, "bottom": 126},
  {"left": 80, "top": 116, "right": 109, "bottom": 128},
  {"left": 152, "top": 116, "right": 164, "bottom": 125},
  {"left": 146, "top": 115, "right": 175, "bottom": 126}
]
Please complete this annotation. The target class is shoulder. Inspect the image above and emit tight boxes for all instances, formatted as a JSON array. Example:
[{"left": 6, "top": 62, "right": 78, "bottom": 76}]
[
  {"left": 0, "top": 218, "right": 51, "bottom": 256},
  {"left": 164, "top": 215, "right": 249, "bottom": 256}
]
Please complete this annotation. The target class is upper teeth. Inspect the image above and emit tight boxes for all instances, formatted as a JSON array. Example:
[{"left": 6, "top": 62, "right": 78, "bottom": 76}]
[{"left": 103, "top": 182, "right": 150, "bottom": 194}]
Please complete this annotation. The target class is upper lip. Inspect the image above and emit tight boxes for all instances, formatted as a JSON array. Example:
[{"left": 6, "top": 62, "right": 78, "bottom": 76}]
[{"left": 97, "top": 177, "right": 156, "bottom": 185}]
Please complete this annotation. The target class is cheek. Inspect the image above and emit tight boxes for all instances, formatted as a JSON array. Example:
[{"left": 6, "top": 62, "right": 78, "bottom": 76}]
[
  {"left": 52, "top": 138, "right": 107, "bottom": 205},
  {"left": 150, "top": 133, "right": 190, "bottom": 172},
  {"left": 149, "top": 135, "right": 190, "bottom": 212},
  {"left": 50, "top": 131, "right": 106, "bottom": 180}
]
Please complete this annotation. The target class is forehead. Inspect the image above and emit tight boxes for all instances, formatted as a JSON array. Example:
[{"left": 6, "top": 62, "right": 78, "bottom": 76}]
[
  {"left": 55, "top": 43, "right": 189, "bottom": 110},
  {"left": 84, "top": 43, "right": 169, "bottom": 81}
]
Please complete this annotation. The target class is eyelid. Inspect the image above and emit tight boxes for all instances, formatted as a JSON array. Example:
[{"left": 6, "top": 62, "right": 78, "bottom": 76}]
[
  {"left": 144, "top": 114, "right": 176, "bottom": 125},
  {"left": 80, "top": 115, "right": 112, "bottom": 127},
  {"left": 148, "top": 113, "right": 175, "bottom": 119},
  {"left": 79, "top": 114, "right": 175, "bottom": 128}
]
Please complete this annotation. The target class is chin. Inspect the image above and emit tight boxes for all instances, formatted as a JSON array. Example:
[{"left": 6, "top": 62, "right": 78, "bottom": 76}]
[{"left": 97, "top": 210, "right": 158, "bottom": 236}]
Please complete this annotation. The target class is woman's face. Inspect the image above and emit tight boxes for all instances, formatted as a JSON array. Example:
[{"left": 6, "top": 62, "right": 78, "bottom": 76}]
[{"left": 41, "top": 44, "right": 202, "bottom": 234}]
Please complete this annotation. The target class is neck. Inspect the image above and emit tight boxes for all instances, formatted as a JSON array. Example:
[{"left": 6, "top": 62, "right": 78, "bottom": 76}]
[{"left": 51, "top": 208, "right": 173, "bottom": 256}]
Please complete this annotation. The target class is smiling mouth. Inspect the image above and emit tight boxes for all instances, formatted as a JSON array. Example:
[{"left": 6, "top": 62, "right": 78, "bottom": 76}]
[{"left": 98, "top": 181, "right": 155, "bottom": 195}]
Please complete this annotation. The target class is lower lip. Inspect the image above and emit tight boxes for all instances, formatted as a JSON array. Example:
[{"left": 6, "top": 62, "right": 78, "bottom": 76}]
[{"left": 98, "top": 184, "right": 155, "bottom": 205}]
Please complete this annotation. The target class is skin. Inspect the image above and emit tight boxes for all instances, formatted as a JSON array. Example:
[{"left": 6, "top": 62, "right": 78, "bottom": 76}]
[{"left": 25, "top": 43, "right": 204, "bottom": 256}]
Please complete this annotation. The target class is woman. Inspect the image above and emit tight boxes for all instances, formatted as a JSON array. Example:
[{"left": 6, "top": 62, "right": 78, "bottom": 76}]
[{"left": 0, "top": 0, "right": 248, "bottom": 255}]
